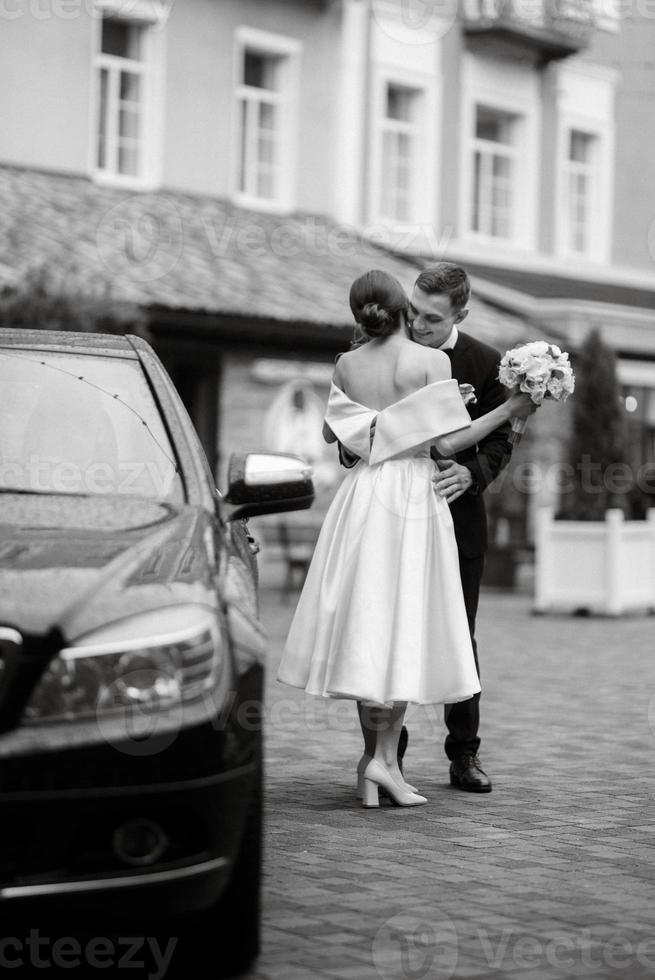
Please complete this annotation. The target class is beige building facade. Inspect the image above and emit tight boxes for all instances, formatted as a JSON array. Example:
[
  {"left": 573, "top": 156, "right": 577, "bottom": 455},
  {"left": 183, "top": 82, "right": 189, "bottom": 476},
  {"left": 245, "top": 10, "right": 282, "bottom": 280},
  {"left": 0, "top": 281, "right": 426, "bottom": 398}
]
[
  {"left": 2, "top": 1, "right": 649, "bottom": 273},
  {"left": 2, "top": 0, "right": 655, "bottom": 554}
]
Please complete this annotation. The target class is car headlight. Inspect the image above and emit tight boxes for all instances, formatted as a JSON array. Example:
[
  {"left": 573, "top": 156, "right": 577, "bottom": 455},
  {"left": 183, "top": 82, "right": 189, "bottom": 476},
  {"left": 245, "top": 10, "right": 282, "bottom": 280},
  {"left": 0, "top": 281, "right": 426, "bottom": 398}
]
[{"left": 24, "top": 606, "right": 225, "bottom": 724}]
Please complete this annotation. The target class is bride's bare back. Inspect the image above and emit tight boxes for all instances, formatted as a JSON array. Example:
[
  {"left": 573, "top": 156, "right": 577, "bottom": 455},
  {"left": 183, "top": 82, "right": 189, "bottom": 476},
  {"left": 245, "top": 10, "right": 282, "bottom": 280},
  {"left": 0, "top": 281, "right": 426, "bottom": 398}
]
[{"left": 334, "top": 332, "right": 452, "bottom": 410}]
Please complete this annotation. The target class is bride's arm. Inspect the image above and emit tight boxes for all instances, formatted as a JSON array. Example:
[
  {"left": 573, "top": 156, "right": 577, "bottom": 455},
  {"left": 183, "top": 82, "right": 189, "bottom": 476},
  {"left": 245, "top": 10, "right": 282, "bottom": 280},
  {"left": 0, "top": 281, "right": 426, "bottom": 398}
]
[
  {"left": 323, "top": 359, "right": 346, "bottom": 444},
  {"left": 434, "top": 390, "right": 536, "bottom": 456}
]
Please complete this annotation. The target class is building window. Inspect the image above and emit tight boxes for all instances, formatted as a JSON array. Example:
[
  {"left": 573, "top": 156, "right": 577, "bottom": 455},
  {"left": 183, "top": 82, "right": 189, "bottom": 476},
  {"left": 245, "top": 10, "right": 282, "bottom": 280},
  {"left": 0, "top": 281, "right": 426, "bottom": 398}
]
[
  {"left": 379, "top": 84, "right": 420, "bottom": 223},
  {"left": 622, "top": 385, "right": 655, "bottom": 463},
  {"left": 563, "top": 129, "right": 597, "bottom": 255},
  {"left": 95, "top": 17, "right": 149, "bottom": 180},
  {"left": 471, "top": 106, "right": 519, "bottom": 240},
  {"left": 621, "top": 383, "right": 655, "bottom": 515},
  {"left": 237, "top": 50, "right": 284, "bottom": 201},
  {"left": 234, "top": 29, "right": 301, "bottom": 209}
]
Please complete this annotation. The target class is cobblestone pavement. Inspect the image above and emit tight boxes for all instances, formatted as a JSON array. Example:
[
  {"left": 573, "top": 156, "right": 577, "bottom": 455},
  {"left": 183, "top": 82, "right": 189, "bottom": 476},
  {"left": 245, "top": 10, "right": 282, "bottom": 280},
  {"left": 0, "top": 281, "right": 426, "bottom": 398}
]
[{"left": 243, "top": 580, "right": 655, "bottom": 980}]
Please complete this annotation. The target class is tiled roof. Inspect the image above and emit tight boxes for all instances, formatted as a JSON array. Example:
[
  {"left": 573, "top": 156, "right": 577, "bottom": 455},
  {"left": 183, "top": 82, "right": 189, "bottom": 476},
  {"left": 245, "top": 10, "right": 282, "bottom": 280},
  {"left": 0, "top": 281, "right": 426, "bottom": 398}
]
[
  {"left": 0, "top": 165, "right": 420, "bottom": 326},
  {"left": 0, "top": 165, "right": 533, "bottom": 347}
]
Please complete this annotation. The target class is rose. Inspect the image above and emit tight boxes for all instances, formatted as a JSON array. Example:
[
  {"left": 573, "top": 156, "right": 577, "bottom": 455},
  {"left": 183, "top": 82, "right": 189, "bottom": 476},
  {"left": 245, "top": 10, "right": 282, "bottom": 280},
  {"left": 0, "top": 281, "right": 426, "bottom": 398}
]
[
  {"left": 519, "top": 377, "right": 547, "bottom": 404},
  {"left": 525, "top": 341, "right": 550, "bottom": 356},
  {"left": 521, "top": 358, "right": 551, "bottom": 398},
  {"left": 523, "top": 355, "right": 550, "bottom": 379},
  {"left": 499, "top": 366, "right": 521, "bottom": 388},
  {"left": 546, "top": 377, "right": 564, "bottom": 399},
  {"left": 562, "top": 372, "right": 575, "bottom": 395}
]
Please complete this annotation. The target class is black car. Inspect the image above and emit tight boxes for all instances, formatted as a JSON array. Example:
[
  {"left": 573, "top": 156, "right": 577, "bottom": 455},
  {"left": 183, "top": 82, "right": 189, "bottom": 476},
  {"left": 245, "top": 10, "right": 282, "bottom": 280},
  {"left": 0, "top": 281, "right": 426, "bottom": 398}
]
[{"left": 0, "top": 329, "right": 314, "bottom": 977}]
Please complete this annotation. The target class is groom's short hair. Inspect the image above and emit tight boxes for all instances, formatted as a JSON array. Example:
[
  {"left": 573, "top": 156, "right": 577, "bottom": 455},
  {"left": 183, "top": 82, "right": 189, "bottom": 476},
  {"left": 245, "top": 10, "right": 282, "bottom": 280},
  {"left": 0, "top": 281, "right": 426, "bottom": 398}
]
[{"left": 415, "top": 263, "right": 470, "bottom": 313}]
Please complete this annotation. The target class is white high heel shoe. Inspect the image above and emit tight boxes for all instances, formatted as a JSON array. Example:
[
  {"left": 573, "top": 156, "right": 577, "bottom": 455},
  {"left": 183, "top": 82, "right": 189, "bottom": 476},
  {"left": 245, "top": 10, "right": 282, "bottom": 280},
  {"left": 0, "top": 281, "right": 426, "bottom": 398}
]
[
  {"left": 356, "top": 754, "right": 418, "bottom": 798},
  {"left": 362, "top": 759, "right": 427, "bottom": 808},
  {"left": 356, "top": 754, "right": 370, "bottom": 798}
]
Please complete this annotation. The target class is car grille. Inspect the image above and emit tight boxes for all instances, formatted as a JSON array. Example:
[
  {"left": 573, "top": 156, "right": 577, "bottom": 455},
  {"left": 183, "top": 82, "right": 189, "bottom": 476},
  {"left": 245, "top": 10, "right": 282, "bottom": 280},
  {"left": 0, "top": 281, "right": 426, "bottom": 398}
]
[{"left": 0, "top": 817, "right": 30, "bottom": 875}]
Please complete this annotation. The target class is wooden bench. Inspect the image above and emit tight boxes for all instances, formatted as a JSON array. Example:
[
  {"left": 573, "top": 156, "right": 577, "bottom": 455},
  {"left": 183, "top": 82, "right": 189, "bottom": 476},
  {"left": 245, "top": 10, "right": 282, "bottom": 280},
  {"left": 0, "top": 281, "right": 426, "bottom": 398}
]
[
  {"left": 277, "top": 521, "right": 321, "bottom": 595},
  {"left": 256, "top": 518, "right": 321, "bottom": 597}
]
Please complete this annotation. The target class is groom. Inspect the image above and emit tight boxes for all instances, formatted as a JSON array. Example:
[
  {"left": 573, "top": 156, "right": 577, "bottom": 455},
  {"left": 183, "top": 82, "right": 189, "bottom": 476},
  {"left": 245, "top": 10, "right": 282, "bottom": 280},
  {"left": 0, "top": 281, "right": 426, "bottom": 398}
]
[
  {"left": 342, "top": 263, "right": 511, "bottom": 792},
  {"left": 405, "top": 263, "right": 511, "bottom": 792}
]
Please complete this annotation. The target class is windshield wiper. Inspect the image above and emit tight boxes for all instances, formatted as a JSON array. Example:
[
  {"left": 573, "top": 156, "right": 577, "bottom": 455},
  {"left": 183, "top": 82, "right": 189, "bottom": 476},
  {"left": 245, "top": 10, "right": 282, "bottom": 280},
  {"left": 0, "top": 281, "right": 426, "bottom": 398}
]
[{"left": 0, "top": 487, "right": 93, "bottom": 497}]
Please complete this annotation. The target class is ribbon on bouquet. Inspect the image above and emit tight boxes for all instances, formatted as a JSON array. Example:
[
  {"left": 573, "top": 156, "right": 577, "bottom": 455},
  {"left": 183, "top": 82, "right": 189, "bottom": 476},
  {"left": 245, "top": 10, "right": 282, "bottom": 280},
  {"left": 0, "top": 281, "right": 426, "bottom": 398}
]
[{"left": 509, "top": 417, "right": 527, "bottom": 447}]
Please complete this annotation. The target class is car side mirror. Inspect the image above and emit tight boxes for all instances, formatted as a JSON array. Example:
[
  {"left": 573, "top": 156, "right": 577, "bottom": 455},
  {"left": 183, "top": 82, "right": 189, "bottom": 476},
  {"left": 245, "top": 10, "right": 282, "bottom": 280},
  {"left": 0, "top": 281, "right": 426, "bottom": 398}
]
[{"left": 221, "top": 452, "right": 315, "bottom": 522}]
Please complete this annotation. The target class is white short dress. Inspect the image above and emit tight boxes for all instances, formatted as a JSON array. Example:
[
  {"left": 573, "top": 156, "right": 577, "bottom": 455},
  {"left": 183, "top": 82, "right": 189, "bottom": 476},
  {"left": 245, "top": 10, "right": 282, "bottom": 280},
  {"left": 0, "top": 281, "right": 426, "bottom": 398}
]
[{"left": 277, "top": 380, "right": 482, "bottom": 707}]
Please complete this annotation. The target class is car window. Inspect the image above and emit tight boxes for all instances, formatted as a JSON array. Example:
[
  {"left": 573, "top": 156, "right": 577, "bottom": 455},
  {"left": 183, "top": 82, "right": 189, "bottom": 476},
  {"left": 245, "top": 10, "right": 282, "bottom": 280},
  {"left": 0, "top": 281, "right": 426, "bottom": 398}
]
[{"left": 0, "top": 349, "right": 184, "bottom": 502}]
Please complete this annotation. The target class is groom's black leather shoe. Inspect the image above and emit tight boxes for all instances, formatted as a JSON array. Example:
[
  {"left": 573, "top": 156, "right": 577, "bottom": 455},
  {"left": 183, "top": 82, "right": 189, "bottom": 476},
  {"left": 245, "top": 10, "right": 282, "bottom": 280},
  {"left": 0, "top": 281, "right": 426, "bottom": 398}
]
[{"left": 449, "top": 753, "right": 492, "bottom": 793}]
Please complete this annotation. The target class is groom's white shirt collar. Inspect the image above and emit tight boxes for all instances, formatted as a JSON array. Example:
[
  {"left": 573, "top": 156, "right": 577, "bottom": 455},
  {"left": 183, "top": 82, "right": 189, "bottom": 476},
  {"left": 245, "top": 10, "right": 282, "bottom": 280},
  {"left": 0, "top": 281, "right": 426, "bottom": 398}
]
[{"left": 439, "top": 326, "right": 458, "bottom": 351}]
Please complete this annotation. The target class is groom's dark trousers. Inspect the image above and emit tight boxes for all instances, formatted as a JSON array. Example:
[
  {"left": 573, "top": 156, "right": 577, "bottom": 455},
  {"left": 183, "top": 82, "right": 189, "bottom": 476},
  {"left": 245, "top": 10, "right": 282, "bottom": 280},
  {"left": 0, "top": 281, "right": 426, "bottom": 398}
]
[{"left": 439, "top": 332, "right": 511, "bottom": 761}]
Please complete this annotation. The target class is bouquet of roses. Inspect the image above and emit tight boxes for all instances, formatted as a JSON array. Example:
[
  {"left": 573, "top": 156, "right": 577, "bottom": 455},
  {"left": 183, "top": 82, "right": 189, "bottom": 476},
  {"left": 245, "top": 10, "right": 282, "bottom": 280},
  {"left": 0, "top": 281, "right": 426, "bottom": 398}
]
[{"left": 498, "top": 341, "right": 575, "bottom": 446}]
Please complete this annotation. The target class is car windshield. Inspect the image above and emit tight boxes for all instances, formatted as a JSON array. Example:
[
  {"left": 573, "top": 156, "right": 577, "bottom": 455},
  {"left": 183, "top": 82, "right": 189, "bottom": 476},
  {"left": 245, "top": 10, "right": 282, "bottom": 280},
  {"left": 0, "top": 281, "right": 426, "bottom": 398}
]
[{"left": 0, "top": 348, "right": 184, "bottom": 502}]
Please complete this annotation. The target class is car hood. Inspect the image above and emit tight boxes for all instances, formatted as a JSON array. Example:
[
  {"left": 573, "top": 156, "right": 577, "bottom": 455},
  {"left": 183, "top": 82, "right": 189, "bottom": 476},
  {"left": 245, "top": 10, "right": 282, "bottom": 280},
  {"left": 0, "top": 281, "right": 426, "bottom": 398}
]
[{"left": 0, "top": 494, "right": 218, "bottom": 642}]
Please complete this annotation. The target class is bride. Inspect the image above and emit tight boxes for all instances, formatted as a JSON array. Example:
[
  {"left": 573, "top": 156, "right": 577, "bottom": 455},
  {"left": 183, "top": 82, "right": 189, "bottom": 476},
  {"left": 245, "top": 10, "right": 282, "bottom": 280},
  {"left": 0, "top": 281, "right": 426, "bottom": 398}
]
[{"left": 277, "top": 270, "right": 535, "bottom": 808}]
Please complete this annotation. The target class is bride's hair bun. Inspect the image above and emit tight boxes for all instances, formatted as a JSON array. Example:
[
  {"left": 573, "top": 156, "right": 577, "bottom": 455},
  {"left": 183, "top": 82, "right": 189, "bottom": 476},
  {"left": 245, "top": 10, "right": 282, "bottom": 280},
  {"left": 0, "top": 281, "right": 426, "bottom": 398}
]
[
  {"left": 358, "top": 302, "right": 394, "bottom": 338},
  {"left": 349, "top": 270, "right": 408, "bottom": 340}
]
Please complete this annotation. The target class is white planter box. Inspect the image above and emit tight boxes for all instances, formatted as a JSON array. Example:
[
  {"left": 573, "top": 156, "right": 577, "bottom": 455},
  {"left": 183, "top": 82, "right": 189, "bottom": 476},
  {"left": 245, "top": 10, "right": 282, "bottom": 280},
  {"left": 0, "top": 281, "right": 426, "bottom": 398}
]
[{"left": 534, "top": 507, "right": 655, "bottom": 615}]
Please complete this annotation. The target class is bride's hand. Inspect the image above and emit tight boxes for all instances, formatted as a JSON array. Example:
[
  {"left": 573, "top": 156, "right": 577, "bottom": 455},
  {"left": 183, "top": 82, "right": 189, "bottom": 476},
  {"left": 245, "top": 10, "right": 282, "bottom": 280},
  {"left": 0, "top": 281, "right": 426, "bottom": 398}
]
[
  {"left": 458, "top": 383, "right": 477, "bottom": 406},
  {"left": 506, "top": 390, "right": 538, "bottom": 420}
]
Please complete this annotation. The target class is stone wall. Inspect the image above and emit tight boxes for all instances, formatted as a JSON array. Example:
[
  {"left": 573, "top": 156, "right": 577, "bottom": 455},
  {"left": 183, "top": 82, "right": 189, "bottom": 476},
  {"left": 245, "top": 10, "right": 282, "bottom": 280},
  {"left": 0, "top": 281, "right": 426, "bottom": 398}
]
[{"left": 217, "top": 351, "right": 340, "bottom": 504}]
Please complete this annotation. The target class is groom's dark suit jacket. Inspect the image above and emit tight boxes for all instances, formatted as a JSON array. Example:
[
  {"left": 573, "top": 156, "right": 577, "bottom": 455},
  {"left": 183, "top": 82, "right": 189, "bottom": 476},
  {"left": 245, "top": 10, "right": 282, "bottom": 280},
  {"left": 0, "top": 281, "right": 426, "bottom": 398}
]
[{"left": 438, "top": 331, "right": 512, "bottom": 559}]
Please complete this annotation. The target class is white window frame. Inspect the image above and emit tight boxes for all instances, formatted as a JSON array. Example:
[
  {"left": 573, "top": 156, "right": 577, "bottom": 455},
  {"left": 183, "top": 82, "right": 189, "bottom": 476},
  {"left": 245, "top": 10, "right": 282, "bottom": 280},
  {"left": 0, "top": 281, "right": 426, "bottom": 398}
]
[
  {"left": 464, "top": 101, "right": 529, "bottom": 247},
  {"left": 553, "top": 64, "right": 616, "bottom": 264},
  {"left": 380, "top": 84, "right": 420, "bottom": 224},
  {"left": 459, "top": 55, "right": 540, "bottom": 252},
  {"left": 94, "top": 0, "right": 170, "bottom": 23},
  {"left": 560, "top": 128, "right": 601, "bottom": 258},
  {"left": 89, "top": 4, "right": 165, "bottom": 189},
  {"left": 232, "top": 27, "right": 301, "bottom": 213},
  {"left": 470, "top": 107, "right": 520, "bottom": 241},
  {"left": 368, "top": 67, "right": 437, "bottom": 233},
  {"left": 373, "top": 79, "right": 422, "bottom": 226}
]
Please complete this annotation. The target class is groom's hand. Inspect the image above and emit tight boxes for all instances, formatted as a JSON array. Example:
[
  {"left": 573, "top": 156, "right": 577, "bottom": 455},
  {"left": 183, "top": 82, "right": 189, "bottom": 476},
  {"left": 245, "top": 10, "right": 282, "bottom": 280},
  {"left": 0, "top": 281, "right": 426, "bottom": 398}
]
[{"left": 432, "top": 459, "right": 473, "bottom": 503}]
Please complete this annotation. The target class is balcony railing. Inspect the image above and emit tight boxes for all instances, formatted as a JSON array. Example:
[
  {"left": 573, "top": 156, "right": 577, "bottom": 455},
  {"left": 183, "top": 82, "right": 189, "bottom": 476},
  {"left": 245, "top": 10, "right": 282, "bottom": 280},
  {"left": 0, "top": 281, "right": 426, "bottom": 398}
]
[{"left": 462, "top": 0, "right": 595, "bottom": 60}]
